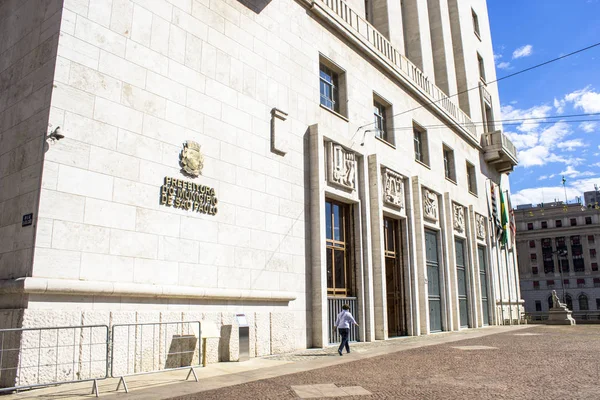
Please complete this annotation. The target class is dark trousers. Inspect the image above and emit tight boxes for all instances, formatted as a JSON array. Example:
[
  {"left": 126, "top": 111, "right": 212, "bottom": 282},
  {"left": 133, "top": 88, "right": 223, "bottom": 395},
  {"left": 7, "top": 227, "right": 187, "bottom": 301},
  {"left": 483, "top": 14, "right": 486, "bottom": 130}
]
[{"left": 338, "top": 328, "right": 350, "bottom": 353}]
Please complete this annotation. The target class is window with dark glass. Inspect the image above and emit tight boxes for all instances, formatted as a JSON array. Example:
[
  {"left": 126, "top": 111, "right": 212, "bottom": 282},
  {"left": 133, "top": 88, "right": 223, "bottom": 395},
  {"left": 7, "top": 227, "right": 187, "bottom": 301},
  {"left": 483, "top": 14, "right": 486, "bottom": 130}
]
[
  {"left": 532, "top": 281, "right": 539, "bottom": 289},
  {"left": 592, "top": 263, "right": 598, "bottom": 271},
  {"left": 542, "top": 238, "right": 554, "bottom": 273},
  {"left": 577, "top": 278, "right": 586, "bottom": 288},
  {"left": 535, "top": 300, "right": 542, "bottom": 312},
  {"left": 588, "top": 235, "right": 595, "bottom": 244},
  {"left": 555, "top": 219, "right": 562, "bottom": 227},
  {"left": 319, "top": 63, "right": 339, "bottom": 112},
  {"left": 565, "top": 294, "right": 573, "bottom": 310},
  {"left": 541, "top": 221, "right": 548, "bottom": 229},
  {"left": 532, "top": 266, "right": 538, "bottom": 274},
  {"left": 570, "top": 218, "right": 577, "bottom": 226},
  {"left": 373, "top": 99, "right": 389, "bottom": 142},
  {"left": 472, "top": 9, "right": 480, "bottom": 37},
  {"left": 477, "top": 53, "right": 486, "bottom": 82},
  {"left": 325, "top": 199, "right": 353, "bottom": 296},
  {"left": 529, "top": 240, "right": 536, "bottom": 248},
  {"left": 547, "top": 279, "right": 555, "bottom": 288},
  {"left": 564, "top": 279, "right": 570, "bottom": 287},
  {"left": 443, "top": 145, "right": 455, "bottom": 182},
  {"left": 579, "top": 294, "right": 589, "bottom": 310},
  {"left": 466, "top": 162, "right": 477, "bottom": 195},
  {"left": 594, "top": 278, "right": 600, "bottom": 288},
  {"left": 591, "top": 249, "right": 597, "bottom": 258},
  {"left": 530, "top": 253, "right": 537, "bottom": 261},
  {"left": 527, "top": 223, "right": 534, "bottom": 231},
  {"left": 596, "top": 298, "right": 600, "bottom": 309},
  {"left": 413, "top": 123, "right": 429, "bottom": 165},
  {"left": 585, "top": 216, "right": 592, "bottom": 225}
]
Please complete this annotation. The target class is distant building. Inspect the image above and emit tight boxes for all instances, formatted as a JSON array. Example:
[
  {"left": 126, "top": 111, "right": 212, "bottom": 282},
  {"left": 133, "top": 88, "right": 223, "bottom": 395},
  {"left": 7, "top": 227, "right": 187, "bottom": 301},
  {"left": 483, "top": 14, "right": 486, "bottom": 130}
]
[
  {"left": 515, "top": 201, "right": 600, "bottom": 321},
  {"left": 584, "top": 187, "right": 600, "bottom": 207}
]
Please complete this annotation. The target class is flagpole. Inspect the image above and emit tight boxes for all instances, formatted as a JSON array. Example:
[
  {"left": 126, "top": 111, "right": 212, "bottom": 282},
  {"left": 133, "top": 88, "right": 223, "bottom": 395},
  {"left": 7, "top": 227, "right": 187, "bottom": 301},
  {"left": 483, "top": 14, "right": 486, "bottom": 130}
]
[
  {"left": 486, "top": 179, "right": 505, "bottom": 325},
  {"left": 562, "top": 176, "right": 568, "bottom": 204}
]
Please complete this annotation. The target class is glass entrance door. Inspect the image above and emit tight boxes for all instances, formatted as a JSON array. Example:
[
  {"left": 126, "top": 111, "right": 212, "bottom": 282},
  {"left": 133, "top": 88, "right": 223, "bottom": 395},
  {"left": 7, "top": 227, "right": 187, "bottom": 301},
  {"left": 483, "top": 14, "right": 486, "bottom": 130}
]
[
  {"left": 426, "top": 230, "right": 443, "bottom": 332},
  {"left": 384, "top": 217, "right": 406, "bottom": 336},
  {"left": 455, "top": 239, "right": 470, "bottom": 328},
  {"left": 477, "top": 246, "right": 490, "bottom": 325}
]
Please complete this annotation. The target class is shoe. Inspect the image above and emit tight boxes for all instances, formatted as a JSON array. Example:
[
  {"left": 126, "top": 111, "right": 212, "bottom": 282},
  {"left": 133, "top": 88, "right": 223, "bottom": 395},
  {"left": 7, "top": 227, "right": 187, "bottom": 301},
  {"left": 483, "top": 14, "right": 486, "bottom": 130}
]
[
  {"left": 346, "top": 350, "right": 350, "bottom": 354},
  {"left": 338, "top": 350, "right": 343, "bottom": 356}
]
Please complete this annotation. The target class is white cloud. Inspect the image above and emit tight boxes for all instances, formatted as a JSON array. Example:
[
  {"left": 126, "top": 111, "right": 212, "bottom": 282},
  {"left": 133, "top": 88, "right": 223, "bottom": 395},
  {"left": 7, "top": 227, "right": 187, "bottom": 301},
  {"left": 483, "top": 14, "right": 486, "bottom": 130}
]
[
  {"left": 494, "top": 53, "right": 503, "bottom": 61},
  {"left": 501, "top": 104, "right": 552, "bottom": 134},
  {"left": 511, "top": 174, "right": 600, "bottom": 206},
  {"left": 557, "top": 139, "right": 585, "bottom": 151},
  {"left": 559, "top": 166, "right": 595, "bottom": 178},
  {"left": 512, "top": 44, "right": 533, "bottom": 59},
  {"left": 553, "top": 98, "right": 565, "bottom": 114},
  {"left": 563, "top": 86, "right": 600, "bottom": 113},
  {"left": 497, "top": 61, "right": 511, "bottom": 70},
  {"left": 579, "top": 122, "right": 598, "bottom": 133}
]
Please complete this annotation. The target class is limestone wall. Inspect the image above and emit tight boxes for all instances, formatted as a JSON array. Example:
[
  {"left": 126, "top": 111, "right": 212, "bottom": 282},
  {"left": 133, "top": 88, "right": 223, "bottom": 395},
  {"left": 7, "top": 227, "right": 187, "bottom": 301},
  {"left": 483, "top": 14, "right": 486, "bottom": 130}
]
[{"left": 0, "top": 0, "right": 62, "bottom": 288}]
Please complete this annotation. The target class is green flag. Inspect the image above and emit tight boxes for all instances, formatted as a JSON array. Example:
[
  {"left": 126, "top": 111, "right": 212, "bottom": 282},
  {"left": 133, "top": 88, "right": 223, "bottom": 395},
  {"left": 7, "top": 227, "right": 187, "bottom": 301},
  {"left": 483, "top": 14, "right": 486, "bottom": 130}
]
[{"left": 500, "top": 186, "right": 509, "bottom": 246}]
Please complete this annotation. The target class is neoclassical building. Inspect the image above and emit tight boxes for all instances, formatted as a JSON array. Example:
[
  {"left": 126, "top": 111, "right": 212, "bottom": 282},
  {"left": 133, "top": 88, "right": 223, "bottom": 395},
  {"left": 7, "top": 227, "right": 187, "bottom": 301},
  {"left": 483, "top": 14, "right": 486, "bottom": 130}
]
[{"left": 0, "top": 0, "right": 520, "bottom": 376}]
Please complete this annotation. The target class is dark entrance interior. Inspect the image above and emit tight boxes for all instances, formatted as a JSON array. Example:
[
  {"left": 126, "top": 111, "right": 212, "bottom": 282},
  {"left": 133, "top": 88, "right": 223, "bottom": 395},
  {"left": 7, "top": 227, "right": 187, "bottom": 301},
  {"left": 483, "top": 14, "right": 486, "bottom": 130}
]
[{"left": 384, "top": 217, "right": 407, "bottom": 337}]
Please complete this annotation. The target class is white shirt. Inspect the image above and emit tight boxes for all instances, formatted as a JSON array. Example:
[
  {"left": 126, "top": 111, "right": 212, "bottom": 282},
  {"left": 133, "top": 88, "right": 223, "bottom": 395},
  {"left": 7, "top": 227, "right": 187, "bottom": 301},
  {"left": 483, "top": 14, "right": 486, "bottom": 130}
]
[{"left": 335, "top": 310, "right": 357, "bottom": 329}]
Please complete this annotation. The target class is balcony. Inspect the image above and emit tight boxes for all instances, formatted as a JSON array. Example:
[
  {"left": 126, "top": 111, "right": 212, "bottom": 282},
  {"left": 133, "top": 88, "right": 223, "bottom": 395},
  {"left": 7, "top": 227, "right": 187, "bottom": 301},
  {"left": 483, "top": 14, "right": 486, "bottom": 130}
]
[
  {"left": 482, "top": 130, "right": 518, "bottom": 173},
  {"left": 310, "top": 0, "right": 478, "bottom": 143}
]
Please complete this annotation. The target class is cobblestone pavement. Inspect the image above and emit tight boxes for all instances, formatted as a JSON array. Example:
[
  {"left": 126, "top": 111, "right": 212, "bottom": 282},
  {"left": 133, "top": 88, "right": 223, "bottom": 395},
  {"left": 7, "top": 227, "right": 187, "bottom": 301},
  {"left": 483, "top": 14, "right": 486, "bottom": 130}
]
[{"left": 169, "top": 325, "right": 600, "bottom": 400}]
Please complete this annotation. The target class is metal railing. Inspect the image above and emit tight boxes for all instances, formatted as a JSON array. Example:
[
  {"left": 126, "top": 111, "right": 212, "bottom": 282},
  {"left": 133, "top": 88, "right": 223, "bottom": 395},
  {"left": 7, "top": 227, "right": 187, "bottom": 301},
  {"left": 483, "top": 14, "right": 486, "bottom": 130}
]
[
  {"left": 482, "top": 131, "right": 518, "bottom": 161},
  {"left": 315, "top": 0, "right": 477, "bottom": 138},
  {"left": 328, "top": 297, "right": 359, "bottom": 344},
  {"left": 110, "top": 321, "right": 202, "bottom": 393},
  {"left": 0, "top": 325, "right": 109, "bottom": 396}
]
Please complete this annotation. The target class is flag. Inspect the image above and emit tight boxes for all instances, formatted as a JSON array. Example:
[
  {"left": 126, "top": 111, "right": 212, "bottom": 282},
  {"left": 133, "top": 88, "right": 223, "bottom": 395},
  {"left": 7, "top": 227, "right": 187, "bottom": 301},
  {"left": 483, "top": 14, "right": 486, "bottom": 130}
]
[
  {"left": 506, "top": 191, "right": 516, "bottom": 247},
  {"left": 499, "top": 186, "right": 509, "bottom": 246},
  {"left": 562, "top": 176, "right": 566, "bottom": 186},
  {"left": 489, "top": 183, "right": 502, "bottom": 240}
]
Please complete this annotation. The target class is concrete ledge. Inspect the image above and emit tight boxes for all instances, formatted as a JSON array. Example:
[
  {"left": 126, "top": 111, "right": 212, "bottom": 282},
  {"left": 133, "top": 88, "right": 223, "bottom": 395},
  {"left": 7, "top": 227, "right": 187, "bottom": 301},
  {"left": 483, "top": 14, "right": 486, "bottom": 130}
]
[{"left": 0, "top": 278, "right": 297, "bottom": 302}]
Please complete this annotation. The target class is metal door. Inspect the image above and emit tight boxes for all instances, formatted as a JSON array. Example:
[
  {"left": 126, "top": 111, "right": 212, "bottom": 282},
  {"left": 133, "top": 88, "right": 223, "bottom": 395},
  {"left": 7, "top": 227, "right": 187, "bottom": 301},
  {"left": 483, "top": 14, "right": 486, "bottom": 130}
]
[
  {"left": 455, "top": 239, "right": 470, "bottom": 328},
  {"left": 426, "top": 230, "right": 442, "bottom": 332},
  {"left": 477, "top": 246, "right": 490, "bottom": 325}
]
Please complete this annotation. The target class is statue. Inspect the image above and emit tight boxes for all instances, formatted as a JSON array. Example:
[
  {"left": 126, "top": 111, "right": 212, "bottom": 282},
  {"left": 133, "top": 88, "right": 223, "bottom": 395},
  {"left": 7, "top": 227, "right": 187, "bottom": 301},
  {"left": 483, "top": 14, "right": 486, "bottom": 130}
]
[{"left": 551, "top": 290, "right": 561, "bottom": 308}]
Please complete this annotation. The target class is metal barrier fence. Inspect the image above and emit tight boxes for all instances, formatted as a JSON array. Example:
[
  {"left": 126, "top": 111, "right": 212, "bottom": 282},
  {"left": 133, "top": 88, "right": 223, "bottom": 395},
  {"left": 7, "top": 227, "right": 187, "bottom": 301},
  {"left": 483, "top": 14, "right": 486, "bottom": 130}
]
[
  {"left": 328, "top": 297, "right": 359, "bottom": 344},
  {"left": 110, "top": 321, "right": 202, "bottom": 393},
  {"left": 0, "top": 325, "right": 109, "bottom": 397}
]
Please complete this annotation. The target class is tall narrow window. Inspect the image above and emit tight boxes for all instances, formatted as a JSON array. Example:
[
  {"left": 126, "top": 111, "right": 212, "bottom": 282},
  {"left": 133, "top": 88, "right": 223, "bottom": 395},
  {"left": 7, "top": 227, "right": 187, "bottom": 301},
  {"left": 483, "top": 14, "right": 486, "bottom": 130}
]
[
  {"left": 472, "top": 9, "right": 480, "bottom": 38},
  {"left": 579, "top": 294, "right": 589, "bottom": 310},
  {"left": 413, "top": 123, "right": 429, "bottom": 165},
  {"left": 373, "top": 95, "right": 393, "bottom": 144},
  {"left": 484, "top": 103, "right": 494, "bottom": 132},
  {"left": 325, "top": 200, "right": 353, "bottom": 296},
  {"left": 443, "top": 145, "right": 455, "bottom": 182},
  {"left": 477, "top": 53, "right": 486, "bottom": 82},
  {"left": 320, "top": 63, "right": 339, "bottom": 112},
  {"left": 466, "top": 162, "right": 477, "bottom": 195}
]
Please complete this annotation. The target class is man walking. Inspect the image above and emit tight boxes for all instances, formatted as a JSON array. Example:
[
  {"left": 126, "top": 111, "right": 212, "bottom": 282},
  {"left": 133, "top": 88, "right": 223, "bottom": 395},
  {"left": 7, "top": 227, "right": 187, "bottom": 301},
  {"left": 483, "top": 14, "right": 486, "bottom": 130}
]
[{"left": 334, "top": 304, "right": 359, "bottom": 356}]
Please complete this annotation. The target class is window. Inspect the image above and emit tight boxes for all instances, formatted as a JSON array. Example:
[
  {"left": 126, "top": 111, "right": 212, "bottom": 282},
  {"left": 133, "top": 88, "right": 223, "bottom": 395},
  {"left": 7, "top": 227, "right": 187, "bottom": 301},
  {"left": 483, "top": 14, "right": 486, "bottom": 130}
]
[
  {"left": 535, "top": 300, "right": 542, "bottom": 312},
  {"left": 585, "top": 216, "right": 592, "bottom": 225},
  {"left": 532, "top": 266, "right": 538, "bottom": 275},
  {"left": 579, "top": 294, "right": 589, "bottom": 311},
  {"left": 466, "top": 162, "right": 477, "bottom": 195},
  {"left": 541, "top": 221, "right": 548, "bottom": 229},
  {"left": 529, "top": 240, "right": 536, "bottom": 248},
  {"left": 588, "top": 235, "right": 595, "bottom": 244},
  {"left": 595, "top": 278, "right": 600, "bottom": 288},
  {"left": 577, "top": 278, "right": 586, "bottom": 288},
  {"left": 596, "top": 298, "right": 600, "bottom": 309},
  {"left": 565, "top": 294, "right": 573, "bottom": 310},
  {"left": 325, "top": 199, "right": 353, "bottom": 296},
  {"left": 574, "top": 258, "right": 585, "bottom": 272},
  {"left": 530, "top": 253, "right": 537, "bottom": 261},
  {"left": 563, "top": 279, "right": 570, "bottom": 287},
  {"left": 570, "top": 218, "right": 577, "bottom": 226},
  {"left": 373, "top": 97, "right": 392, "bottom": 143},
  {"left": 319, "top": 59, "right": 346, "bottom": 116},
  {"left": 364, "top": 0, "right": 372, "bottom": 22},
  {"left": 555, "top": 220, "right": 562, "bottom": 228},
  {"left": 532, "top": 281, "right": 539, "bottom": 290},
  {"left": 592, "top": 263, "right": 598, "bottom": 271},
  {"left": 571, "top": 235, "right": 581, "bottom": 245},
  {"left": 559, "top": 258, "right": 569, "bottom": 273},
  {"left": 472, "top": 9, "right": 480, "bottom": 38},
  {"left": 547, "top": 279, "right": 555, "bottom": 288},
  {"left": 443, "top": 145, "right": 456, "bottom": 182},
  {"left": 413, "top": 123, "right": 429, "bottom": 165},
  {"left": 527, "top": 223, "right": 534, "bottom": 231},
  {"left": 591, "top": 249, "right": 597, "bottom": 259},
  {"left": 477, "top": 53, "right": 486, "bottom": 82},
  {"left": 484, "top": 103, "right": 494, "bottom": 133}
]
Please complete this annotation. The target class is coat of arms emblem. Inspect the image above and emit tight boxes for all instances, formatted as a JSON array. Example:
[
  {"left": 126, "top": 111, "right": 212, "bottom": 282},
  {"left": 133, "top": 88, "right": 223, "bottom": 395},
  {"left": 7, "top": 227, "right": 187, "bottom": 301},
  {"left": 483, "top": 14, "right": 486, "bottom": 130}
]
[{"left": 180, "top": 141, "right": 204, "bottom": 177}]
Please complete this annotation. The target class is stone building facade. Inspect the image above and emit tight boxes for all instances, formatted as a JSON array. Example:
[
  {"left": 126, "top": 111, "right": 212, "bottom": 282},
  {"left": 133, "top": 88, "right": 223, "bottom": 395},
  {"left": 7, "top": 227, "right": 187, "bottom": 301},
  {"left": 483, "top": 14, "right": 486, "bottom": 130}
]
[
  {"left": 515, "top": 202, "right": 600, "bottom": 321},
  {"left": 0, "top": 0, "right": 520, "bottom": 384}
]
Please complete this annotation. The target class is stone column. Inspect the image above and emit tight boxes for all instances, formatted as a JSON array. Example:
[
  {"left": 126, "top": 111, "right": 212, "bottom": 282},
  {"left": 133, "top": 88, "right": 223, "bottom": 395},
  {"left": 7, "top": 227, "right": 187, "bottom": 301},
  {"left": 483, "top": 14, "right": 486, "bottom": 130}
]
[
  {"left": 426, "top": 0, "right": 458, "bottom": 96},
  {"left": 401, "top": 0, "right": 435, "bottom": 79}
]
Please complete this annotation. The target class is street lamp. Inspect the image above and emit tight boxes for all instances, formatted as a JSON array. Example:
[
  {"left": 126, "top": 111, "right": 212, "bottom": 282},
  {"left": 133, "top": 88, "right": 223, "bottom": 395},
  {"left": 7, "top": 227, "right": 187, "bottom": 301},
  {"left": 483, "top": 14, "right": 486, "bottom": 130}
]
[{"left": 554, "top": 249, "right": 569, "bottom": 305}]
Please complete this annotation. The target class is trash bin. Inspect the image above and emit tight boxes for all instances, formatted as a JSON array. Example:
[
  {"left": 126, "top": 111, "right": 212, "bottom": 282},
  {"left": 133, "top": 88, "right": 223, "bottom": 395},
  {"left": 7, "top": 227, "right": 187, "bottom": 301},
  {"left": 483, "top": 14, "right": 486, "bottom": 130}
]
[{"left": 236, "top": 314, "right": 249, "bottom": 362}]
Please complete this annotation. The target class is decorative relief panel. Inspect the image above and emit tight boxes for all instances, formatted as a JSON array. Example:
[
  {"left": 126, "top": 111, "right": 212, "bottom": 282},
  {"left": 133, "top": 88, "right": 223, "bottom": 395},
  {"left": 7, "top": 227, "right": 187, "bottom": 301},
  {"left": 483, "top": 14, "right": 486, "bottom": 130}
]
[
  {"left": 382, "top": 168, "right": 404, "bottom": 209},
  {"left": 422, "top": 188, "right": 438, "bottom": 222},
  {"left": 453, "top": 203, "right": 465, "bottom": 233},
  {"left": 476, "top": 213, "right": 486, "bottom": 240},
  {"left": 327, "top": 142, "right": 356, "bottom": 191}
]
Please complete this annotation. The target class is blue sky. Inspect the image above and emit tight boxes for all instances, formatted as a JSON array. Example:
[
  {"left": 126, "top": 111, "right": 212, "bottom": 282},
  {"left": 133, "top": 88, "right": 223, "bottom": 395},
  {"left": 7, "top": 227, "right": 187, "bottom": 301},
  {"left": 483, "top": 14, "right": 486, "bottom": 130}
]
[{"left": 487, "top": 0, "right": 600, "bottom": 206}]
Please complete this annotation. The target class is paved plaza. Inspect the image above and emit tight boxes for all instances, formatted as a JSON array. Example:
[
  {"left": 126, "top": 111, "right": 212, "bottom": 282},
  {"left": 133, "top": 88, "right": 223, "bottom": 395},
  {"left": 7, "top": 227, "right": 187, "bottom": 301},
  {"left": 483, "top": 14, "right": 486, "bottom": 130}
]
[{"left": 6, "top": 325, "right": 600, "bottom": 400}]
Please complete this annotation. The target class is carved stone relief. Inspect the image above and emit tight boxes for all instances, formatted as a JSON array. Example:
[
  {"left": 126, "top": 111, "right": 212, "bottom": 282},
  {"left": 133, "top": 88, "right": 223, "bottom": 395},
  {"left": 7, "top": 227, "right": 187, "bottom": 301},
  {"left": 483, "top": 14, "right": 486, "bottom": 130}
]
[
  {"left": 453, "top": 203, "right": 465, "bottom": 233},
  {"left": 422, "top": 188, "right": 438, "bottom": 222},
  {"left": 382, "top": 168, "right": 404, "bottom": 209},
  {"left": 476, "top": 213, "right": 486, "bottom": 240},
  {"left": 327, "top": 142, "right": 356, "bottom": 191}
]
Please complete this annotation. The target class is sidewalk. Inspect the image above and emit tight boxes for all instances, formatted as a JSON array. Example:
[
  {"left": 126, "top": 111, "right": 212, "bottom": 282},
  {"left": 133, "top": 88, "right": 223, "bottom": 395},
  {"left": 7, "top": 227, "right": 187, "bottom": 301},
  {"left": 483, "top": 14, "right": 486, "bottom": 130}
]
[{"left": 3, "top": 325, "right": 532, "bottom": 399}]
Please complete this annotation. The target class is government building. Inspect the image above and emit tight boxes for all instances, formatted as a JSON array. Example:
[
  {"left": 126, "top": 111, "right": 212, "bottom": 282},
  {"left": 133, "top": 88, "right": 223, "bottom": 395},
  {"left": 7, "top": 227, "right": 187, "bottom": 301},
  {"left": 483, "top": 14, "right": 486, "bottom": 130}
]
[
  {"left": 0, "top": 0, "right": 521, "bottom": 384},
  {"left": 515, "top": 199, "right": 600, "bottom": 321}
]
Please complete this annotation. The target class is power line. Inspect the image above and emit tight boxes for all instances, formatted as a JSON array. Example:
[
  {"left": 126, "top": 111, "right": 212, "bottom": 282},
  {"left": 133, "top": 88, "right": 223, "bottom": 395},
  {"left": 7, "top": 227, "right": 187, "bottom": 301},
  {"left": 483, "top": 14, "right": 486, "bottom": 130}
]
[{"left": 356, "top": 41, "right": 600, "bottom": 131}]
